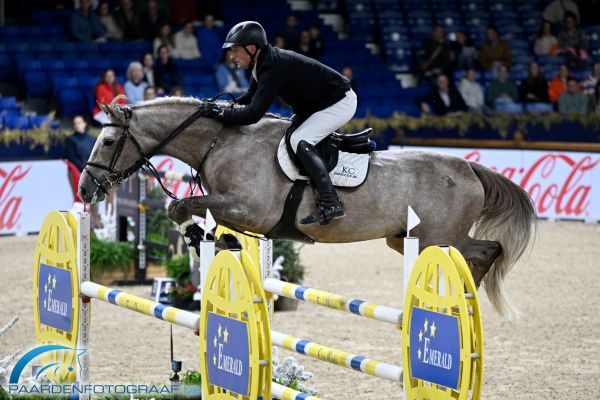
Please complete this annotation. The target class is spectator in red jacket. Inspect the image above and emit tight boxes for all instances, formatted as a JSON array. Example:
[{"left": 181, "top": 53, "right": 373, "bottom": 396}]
[{"left": 93, "top": 68, "right": 126, "bottom": 124}]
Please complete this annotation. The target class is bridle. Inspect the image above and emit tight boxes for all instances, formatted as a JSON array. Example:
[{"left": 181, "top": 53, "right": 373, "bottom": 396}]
[{"left": 83, "top": 104, "right": 219, "bottom": 200}]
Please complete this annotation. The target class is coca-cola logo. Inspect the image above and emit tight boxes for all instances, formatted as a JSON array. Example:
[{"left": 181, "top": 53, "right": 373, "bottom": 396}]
[
  {"left": 0, "top": 165, "right": 31, "bottom": 230},
  {"left": 465, "top": 151, "right": 600, "bottom": 217}
]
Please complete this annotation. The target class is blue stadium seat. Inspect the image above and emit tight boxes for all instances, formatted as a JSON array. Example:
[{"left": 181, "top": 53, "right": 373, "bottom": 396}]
[
  {"left": 0, "top": 97, "right": 17, "bottom": 109},
  {"left": 30, "top": 43, "right": 53, "bottom": 53},
  {"left": 45, "top": 60, "right": 66, "bottom": 72},
  {"left": 495, "top": 101, "right": 524, "bottom": 115},
  {"left": 24, "top": 71, "right": 51, "bottom": 97},
  {"left": 4, "top": 116, "right": 30, "bottom": 130},
  {"left": 53, "top": 77, "right": 78, "bottom": 97},
  {"left": 525, "top": 102, "right": 554, "bottom": 113},
  {"left": 59, "top": 89, "right": 87, "bottom": 116},
  {"left": 6, "top": 43, "right": 30, "bottom": 54}
]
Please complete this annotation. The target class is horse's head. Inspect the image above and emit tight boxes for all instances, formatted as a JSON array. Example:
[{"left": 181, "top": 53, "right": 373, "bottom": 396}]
[{"left": 79, "top": 101, "right": 146, "bottom": 203}]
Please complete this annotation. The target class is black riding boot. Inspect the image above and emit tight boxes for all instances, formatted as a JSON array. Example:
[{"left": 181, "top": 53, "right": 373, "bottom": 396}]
[{"left": 296, "top": 140, "right": 346, "bottom": 225}]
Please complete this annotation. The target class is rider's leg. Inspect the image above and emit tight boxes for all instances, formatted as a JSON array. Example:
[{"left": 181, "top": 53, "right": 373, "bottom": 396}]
[
  {"left": 296, "top": 140, "right": 346, "bottom": 224},
  {"left": 290, "top": 90, "right": 357, "bottom": 225}
]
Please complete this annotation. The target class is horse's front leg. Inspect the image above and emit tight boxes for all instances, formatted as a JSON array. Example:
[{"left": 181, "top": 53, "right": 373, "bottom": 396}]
[{"left": 168, "top": 195, "right": 245, "bottom": 260}]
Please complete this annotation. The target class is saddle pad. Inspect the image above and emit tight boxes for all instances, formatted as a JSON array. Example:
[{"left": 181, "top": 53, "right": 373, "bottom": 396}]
[{"left": 277, "top": 137, "right": 369, "bottom": 188}]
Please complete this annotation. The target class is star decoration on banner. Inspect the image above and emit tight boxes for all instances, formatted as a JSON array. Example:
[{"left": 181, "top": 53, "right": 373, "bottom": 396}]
[
  {"left": 213, "top": 335, "right": 217, "bottom": 348},
  {"left": 52, "top": 275, "right": 57, "bottom": 289},
  {"left": 213, "top": 354, "right": 217, "bottom": 366},
  {"left": 224, "top": 327, "right": 229, "bottom": 344},
  {"left": 430, "top": 321, "right": 437, "bottom": 337},
  {"left": 418, "top": 348, "right": 422, "bottom": 360},
  {"left": 218, "top": 324, "right": 222, "bottom": 338},
  {"left": 419, "top": 330, "right": 423, "bottom": 342},
  {"left": 424, "top": 318, "right": 429, "bottom": 333}
]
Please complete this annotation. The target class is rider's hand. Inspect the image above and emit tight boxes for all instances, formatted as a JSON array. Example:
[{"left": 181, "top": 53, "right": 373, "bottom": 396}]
[{"left": 199, "top": 102, "right": 224, "bottom": 119}]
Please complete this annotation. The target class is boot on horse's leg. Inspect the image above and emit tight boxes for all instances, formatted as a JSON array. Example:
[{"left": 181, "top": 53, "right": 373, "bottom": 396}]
[{"left": 296, "top": 140, "right": 346, "bottom": 225}]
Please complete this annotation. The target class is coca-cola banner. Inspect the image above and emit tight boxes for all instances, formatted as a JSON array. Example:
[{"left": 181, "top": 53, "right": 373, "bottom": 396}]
[
  {"left": 392, "top": 146, "right": 600, "bottom": 221},
  {"left": 0, "top": 160, "right": 74, "bottom": 235}
]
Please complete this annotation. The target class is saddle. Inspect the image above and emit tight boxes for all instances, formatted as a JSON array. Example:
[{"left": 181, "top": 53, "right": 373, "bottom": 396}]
[{"left": 266, "top": 118, "right": 376, "bottom": 243}]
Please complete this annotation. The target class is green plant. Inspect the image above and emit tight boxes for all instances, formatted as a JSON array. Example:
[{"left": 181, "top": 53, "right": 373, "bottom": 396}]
[
  {"left": 180, "top": 369, "right": 202, "bottom": 385},
  {"left": 273, "top": 240, "right": 304, "bottom": 283},
  {"left": 165, "top": 253, "right": 191, "bottom": 285},
  {"left": 168, "top": 283, "right": 196, "bottom": 302},
  {"left": 90, "top": 237, "right": 135, "bottom": 279}
]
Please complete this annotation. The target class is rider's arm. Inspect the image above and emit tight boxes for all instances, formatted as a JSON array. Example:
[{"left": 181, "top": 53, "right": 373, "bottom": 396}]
[
  {"left": 220, "top": 68, "right": 281, "bottom": 125},
  {"left": 236, "top": 78, "right": 257, "bottom": 105}
]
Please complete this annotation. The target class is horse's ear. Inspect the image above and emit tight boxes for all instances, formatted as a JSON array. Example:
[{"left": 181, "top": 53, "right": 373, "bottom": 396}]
[{"left": 98, "top": 102, "right": 120, "bottom": 121}]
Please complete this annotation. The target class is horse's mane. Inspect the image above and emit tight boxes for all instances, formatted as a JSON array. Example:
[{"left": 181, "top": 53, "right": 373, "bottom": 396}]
[{"left": 129, "top": 96, "right": 290, "bottom": 121}]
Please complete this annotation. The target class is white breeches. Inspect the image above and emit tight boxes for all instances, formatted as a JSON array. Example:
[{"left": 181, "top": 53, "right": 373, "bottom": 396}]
[{"left": 290, "top": 89, "right": 358, "bottom": 152}]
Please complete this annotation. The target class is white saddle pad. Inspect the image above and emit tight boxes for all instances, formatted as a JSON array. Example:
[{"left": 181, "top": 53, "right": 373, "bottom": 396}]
[{"left": 276, "top": 137, "right": 370, "bottom": 188}]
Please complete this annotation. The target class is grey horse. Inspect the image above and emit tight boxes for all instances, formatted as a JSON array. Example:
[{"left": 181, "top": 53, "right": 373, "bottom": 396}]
[{"left": 79, "top": 97, "right": 536, "bottom": 314}]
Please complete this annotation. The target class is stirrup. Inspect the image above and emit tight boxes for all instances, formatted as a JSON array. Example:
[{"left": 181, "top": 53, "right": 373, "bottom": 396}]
[{"left": 300, "top": 200, "right": 346, "bottom": 225}]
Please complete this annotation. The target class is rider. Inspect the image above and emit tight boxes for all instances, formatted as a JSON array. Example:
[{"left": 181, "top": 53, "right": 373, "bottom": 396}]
[{"left": 199, "top": 21, "right": 357, "bottom": 225}]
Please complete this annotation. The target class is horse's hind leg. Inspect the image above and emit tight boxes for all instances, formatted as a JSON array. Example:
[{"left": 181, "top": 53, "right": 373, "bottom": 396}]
[{"left": 456, "top": 237, "right": 502, "bottom": 287}]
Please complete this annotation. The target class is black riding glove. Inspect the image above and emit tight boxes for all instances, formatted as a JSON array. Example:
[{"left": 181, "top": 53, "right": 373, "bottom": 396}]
[{"left": 199, "top": 102, "right": 224, "bottom": 119}]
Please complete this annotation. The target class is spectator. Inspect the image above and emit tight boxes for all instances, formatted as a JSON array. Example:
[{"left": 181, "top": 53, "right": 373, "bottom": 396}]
[
  {"left": 582, "top": 62, "right": 600, "bottom": 97},
  {"left": 153, "top": 23, "right": 177, "bottom": 57},
  {"left": 341, "top": 66, "right": 358, "bottom": 95},
  {"left": 139, "top": 0, "right": 168, "bottom": 42},
  {"left": 479, "top": 26, "right": 511, "bottom": 71},
  {"left": 420, "top": 74, "right": 467, "bottom": 116},
  {"left": 280, "top": 15, "right": 300, "bottom": 50},
  {"left": 549, "top": 63, "right": 571, "bottom": 103},
  {"left": 542, "top": 0, "right": 580, "bottom": 25},
  {"left": 309, "top": 24, "right": 325, "bottom": 60},
  {"left": 589, "top": 81, "right": 600, "bottom": 114},
  {"left": 534, "top": 21, "right": 559, "bottom": 56},
  {"left": 450, "top": 30, "right": 477, "bottom": 70},
  {"left": 174, "top": 20, "right": 201, "bottom": 60},
  {"left": 114, "top": 0, "right": 140, "bottom": 40},
  {"left": 124, "top": 61, "right": 148, "bottom": 104},
  {"left": 143, "top": 85, "right": 157, "bottom": 101},
  {"left": 519, "top": 62, "right": 549, "bottom": 103},
  {"left": 215, "top": 52, "right": 250, "bottom": 94},
  {"left": 96, "top": 1, "right": 122, "bottom": 40},
  {"left": 93, "top": 68, "right": 126, "bottom": 124},
  {"left": 70, "top": 0, "right": 105, "bottom": 42},
  {"left": 196, "top": 0, "right": 224, "bottom": 20},
  {"left": 273, "top": 34, "right": 286, "bottom": 49},
  {"left": 141, "top": 52, "right": 156, "bottom": 87},
  {"left": 558, "top": 12, "right": 589, "bottom": 70},
  {"left": 558, "top": 77, "right": 588, "bottom": 115},
  {"left": 154, "top": 45, "right": 182, "bottom": 94},
  {"left": 296, "top": 30, "right": 318, "bottom": 59},
  {"left": 486, "top": 65, "right": 518, "bottom": 107},
  {"left": 65, "top": 115, "right": 96, "bottom": 173},
  {"left": 170, "top": 86, "right": 184, "bottom": 96},
  {"left": 458, "top": 69, "right": 484, "bottom": 113},
  {"left": 418, "top": 25, "right": 452, "bottom": 80},
  {"left": 196, "top": 15, "right": 222, "bottom": 66}
]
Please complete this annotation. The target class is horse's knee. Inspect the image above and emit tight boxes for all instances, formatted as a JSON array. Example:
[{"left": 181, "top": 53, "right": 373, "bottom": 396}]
[{"left": 168, "top": 199, "right": 189, "bottom": 224}]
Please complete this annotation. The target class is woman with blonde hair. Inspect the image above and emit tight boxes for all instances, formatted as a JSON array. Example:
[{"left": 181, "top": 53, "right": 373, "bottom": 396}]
[{"left": 124, "top": 61, "right": 148, "bottom": 104}]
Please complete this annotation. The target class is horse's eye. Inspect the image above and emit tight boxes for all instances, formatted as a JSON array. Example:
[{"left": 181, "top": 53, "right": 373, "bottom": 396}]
[{"left": 104, "top": 138, "right": 115, "bottom": 146}]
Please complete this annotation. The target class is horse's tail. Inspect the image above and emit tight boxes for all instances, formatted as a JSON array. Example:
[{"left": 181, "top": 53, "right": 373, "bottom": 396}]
[{"left": 469, "top": 161, "right": 537, "bottom": 315}]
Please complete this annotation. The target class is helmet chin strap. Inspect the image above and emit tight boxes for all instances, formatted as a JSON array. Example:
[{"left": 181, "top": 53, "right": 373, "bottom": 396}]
[{"left": 243, "top": 45, "right": 259, "bottom": 69}]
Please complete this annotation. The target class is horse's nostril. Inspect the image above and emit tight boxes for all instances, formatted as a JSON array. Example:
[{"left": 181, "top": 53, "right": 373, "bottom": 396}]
[{"left": 80, "top": 186, "right": 86, "bottom": 197}]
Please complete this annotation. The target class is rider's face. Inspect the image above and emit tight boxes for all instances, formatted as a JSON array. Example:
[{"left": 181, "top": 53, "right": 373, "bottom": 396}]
[{"left": 229, "top": 45, "right": 256, "bottom": 69}]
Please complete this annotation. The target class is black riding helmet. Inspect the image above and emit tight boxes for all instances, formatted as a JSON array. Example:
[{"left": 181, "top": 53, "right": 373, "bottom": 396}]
[
  {"left": 222, "top": 21, "right": 267, "bottom": 68},
  {"left": 222, "top": 21, "right": 268, "bottom": 49}
]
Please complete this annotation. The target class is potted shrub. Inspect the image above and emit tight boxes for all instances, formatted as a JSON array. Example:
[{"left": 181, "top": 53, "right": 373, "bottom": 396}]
[
  {"left": 273, "top": 240, "right": 305, "bottom": 311},
  {"left": 89, "top": 236, "right": 135, "bottom": 283},
  {"left": 166, "top": 253, "right": 199, "bottom": 310}
]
